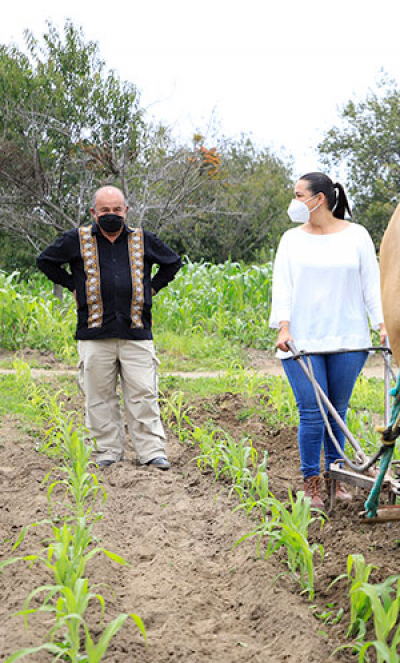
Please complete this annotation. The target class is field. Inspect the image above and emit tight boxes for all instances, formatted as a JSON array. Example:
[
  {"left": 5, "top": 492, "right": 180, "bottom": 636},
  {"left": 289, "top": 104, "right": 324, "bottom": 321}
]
[{"left": 1, "top": 264, "right": 400, "bottom": 663}]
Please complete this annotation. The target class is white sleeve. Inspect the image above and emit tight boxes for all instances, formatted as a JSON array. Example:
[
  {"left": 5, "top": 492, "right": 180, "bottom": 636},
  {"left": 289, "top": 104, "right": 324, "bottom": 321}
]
[
  {"left": 269, "top": 232, "right": 293, "bottom": 328},
  {"left": 359, "top": 227, "right": 383, "bottom": 329}
]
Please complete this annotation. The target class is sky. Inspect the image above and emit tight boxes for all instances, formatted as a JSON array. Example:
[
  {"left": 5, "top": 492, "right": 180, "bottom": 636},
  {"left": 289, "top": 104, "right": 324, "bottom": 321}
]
[{"left": 1, "top": 0, "right": 399, "bottom": 179}]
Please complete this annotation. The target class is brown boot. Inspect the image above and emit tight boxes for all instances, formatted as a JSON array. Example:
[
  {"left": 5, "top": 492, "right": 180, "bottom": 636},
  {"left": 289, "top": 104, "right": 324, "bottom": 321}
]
[
  {"left": 324, "top": 472, "right": 352, "bottom": 502},
  {"left": 304, "top": 475, "right": 325, "bottom": 509}
]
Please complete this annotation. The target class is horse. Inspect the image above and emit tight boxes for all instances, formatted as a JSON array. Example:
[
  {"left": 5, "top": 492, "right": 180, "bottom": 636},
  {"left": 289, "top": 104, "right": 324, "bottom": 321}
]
[{"left": 380, "top": 203, "right": 400, "bottom": 366}]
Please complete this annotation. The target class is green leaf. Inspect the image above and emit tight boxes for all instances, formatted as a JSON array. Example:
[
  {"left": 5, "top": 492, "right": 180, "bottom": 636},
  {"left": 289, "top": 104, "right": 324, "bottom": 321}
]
[
  {"left": 4, "top": 643, "right": 62, "bottom": 663},
  {"left": 101, "top": 548, "right": 130, "bottom": 566}
]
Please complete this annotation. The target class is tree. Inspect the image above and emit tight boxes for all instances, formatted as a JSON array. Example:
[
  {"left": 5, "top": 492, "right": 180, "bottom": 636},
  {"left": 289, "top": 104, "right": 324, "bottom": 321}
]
[
  {"left": 0, "top": 22, "right": 242, "bottom": 264},
  {"left": 125, "top": 125, "right": 223, "bottom": 238},
  {"left": 0, "top": 21, "right": 294, "bottom": 270},
  {"left": 318, "top": 76, "right": 400, "bottom": 246},
  {"left": 158, "top": 135, "right": 294, "bottom": 262},
  {"left": 0, "top": 20, "right": 143, "bottom": 251}
]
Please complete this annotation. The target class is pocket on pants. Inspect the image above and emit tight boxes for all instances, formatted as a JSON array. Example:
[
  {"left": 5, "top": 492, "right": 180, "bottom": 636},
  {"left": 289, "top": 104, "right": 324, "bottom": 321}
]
[
  {"left": 77, "top": 350, "right": 85, "bottom": 395},
  {"left": 143, "top": 341, "right": 160, "bottom": 394},
  {"left": 152, "top": 354, "right": 160, "bottom": 396}
]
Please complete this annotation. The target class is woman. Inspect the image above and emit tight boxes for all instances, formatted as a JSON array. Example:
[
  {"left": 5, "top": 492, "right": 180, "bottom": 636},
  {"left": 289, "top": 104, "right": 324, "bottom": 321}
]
[{"left": 269, "top": 172, "right": 386, "bottom": 508}]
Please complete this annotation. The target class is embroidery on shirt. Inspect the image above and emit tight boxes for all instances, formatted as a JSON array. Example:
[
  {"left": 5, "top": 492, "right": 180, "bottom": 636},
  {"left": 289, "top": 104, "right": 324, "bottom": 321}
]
[
  {"left": 127, "top": 228, "right": 145, "bottom": 329},
  {"left": 78, "top": 227, "right": 103, "bottom": 329}
]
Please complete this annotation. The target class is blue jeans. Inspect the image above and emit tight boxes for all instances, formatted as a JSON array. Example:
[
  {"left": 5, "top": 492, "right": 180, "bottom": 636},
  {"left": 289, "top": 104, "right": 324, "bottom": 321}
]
[{"left": 282, "top": 352, "right": 367, "bottom": 479}]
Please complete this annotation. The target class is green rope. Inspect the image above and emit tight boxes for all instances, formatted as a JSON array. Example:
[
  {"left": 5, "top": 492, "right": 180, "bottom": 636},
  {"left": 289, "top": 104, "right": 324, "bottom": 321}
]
[
  {"left": 388, "top": 368, "right": 400, "bottom": 430},
  {"left": 363, "top": 368, "right": 400, "bottom": 519},
  {"left": 364, "top": 446, "right": 394, "bottom": 518}
]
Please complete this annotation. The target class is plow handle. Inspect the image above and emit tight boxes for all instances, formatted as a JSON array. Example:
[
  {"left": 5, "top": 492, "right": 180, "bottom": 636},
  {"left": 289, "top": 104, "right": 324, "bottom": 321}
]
[{"left": 286, "top": 341, "right": 368, "bottom": 464}]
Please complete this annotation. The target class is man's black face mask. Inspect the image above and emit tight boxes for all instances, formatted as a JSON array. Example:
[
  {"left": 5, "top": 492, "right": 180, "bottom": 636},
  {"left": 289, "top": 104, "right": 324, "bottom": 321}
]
[{"left": 97, "top": 214, "right": 124, "bottom": 233}]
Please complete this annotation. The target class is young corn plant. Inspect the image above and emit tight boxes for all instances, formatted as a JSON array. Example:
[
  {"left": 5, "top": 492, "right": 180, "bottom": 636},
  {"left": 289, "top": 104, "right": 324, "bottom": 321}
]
[
  {"left": 3, "top": 378, "right": 147, "bottom": 662},
  {"left": 346, "top": 409, "right": 383, "bottom": 459},
  {"left": 8, "top": 579, "right": 146, "bottom": 663},
  {"left": 216, "top": 435, "right": 257, "bottom": 493},
  {"left": 239, "top": 467, "right": 270, "bottom": 520},
  {"left": 232, "top": 463, "right": 270, "bottom": 522},
  {"left": 331, "top": 554, "right": 378, "bottom": 638},
  {"left": 7, "top": 484, "right": 144, "bottom": 663},
  {"left": 12, "top": 518, "right": 129, "bottom": 599},
  {"left": 262, "top": 375, "right": 299, "bottom": 426},
  {"left": 185, "top": 411, "right": 271, "bottom": 518},
  {"left": 312, "top": 602, "right": 344, "bottom": 626},
  {"left": 44, "top": 417, "right": 105, "bottom": 521},
  {"left": 11, "top": 358, "right": 73, "bottom": 457},
  {"left": 236, "top": 489, "right": 324, "bottom": 600},
  {"left": 347, "top": 555, "right": 378, "bottom": 638},
  {"left": 192, "top": 426, "right": 225, "bottom": 475},
  {"left": 357, "top": 577, "right": 400, "bottom": 663},
  {"left": 193, "top": 427, "right": 269, "bottom": 509},
  {"left": 223, "top": 365, "right": 268, "bottom": 399},
  {"left": 160, "top": 390, "right": 195, "bottom": 442}
]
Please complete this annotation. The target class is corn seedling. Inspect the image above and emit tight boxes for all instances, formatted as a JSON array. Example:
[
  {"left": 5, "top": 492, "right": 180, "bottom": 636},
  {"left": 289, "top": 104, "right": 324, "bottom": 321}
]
[
  {"left": 234, "top": 466, "right": 271, "bottom": 522},
  {"left": 356, "top": 577, "right": 400, "bottom": 663},
  {"left": 263, "top": 375, "right": 299, "bottom": 425},
  {"left": 8, "top": 578, "right": 147, "bottom": 663},
  {"left": 235, "top": 466, "right": 270, "bottom": 519},
  {"left": 192, "top": 426, "right": 269, "bottom": 508},
  {"left": 312, "top": 602, "right": 344, "bottom": 626},
  {"left": 44, "top": 419, "right": 105, "bottom": 520},
  {"left": 223, "top": 365, "right": 268, "bottom": 399},
  {"left": 11, "top": 358, "right": 76, "bottom": 458},
  {"left": 347, "top": 409, "right": 383, "bottom": 459},
  {"left": 13, "top": 520, "right": 127, "bottom": 593},
  {"left": 160, "top": 390, "right": 194, "bottom": 442},
  {"left": 3, "top": 377, "right": 147, "bottom": 662},
  {"left": 193, "top": 426, "right": 225, "bottom": 475},
  {"left": 330, "top": 554, "right": 378, "bottom": 638},
  {"left": 236, "top": 490, "right": 324, "bottom": 600},
  {"left": 217, "top": 435, "right": 256, "bottom": 484}
]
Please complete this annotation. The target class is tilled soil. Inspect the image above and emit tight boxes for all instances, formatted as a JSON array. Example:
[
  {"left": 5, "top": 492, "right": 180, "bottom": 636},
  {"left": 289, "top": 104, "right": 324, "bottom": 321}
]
[{"left": 1, "top": 361, "right": 399, "bottom": 662}]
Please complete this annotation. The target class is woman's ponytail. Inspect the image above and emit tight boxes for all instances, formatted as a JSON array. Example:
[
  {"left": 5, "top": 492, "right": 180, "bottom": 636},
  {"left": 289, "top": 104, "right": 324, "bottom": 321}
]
[{"left": 333, "top": 182, "right": 352, "bottom": 219}]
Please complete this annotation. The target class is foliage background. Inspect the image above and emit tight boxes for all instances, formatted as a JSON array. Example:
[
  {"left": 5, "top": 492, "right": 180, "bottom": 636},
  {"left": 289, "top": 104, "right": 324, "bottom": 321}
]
[{"left": 0, "top": 21, "right": 398, "bottom": 273}]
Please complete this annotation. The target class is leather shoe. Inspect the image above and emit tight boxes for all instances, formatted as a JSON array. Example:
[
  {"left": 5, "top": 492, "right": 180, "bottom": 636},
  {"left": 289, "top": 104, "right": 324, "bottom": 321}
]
[
  {"left": 145, "top": 457, "right": 171, "bottom": 470},
  {"left": 97, "top": 459, "right": 116, "bottom": 468},
  {"left": 304, "top": 475, "right": 325, "bottom": 509}
]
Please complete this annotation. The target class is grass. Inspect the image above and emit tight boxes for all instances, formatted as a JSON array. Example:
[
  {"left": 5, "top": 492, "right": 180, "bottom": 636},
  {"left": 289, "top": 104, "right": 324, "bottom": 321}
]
[
  {"left": 155, "top": 330, "right": 247, "bottom": 371},
  {"left": 0, "top": 374, "right": 28, "bottom": 417},
  {"left": 0, "top": 356, "right": 46, "bottom": 370}
]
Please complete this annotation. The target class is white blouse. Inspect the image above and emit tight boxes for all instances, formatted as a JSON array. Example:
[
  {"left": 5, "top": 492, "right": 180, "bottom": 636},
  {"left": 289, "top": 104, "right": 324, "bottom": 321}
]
[{"left": 269, "top": 223, "right": 384, "bottom": 359}]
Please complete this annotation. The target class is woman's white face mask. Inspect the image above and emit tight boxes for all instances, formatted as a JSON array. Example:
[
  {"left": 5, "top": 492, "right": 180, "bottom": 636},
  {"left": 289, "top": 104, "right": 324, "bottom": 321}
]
[{"left": 287, "top": 194, "right": 321, "bottom": 223}]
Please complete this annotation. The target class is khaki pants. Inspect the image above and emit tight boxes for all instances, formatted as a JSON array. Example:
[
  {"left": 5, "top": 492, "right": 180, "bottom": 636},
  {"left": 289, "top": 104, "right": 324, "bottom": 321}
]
[{"left": 78, "top": 339, "right": 166, "bottom": 464}]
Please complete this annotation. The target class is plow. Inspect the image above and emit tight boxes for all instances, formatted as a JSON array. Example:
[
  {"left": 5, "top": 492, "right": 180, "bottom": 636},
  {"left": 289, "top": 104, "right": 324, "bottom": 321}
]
[{"left": 287, "top": 341, "right": 400, "bottom": 523}]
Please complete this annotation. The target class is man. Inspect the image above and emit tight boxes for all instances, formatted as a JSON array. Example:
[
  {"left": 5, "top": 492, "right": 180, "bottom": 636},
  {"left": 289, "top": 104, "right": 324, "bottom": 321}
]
[{"left": 37, "top": 185, "right": 182, "bottom": 470}]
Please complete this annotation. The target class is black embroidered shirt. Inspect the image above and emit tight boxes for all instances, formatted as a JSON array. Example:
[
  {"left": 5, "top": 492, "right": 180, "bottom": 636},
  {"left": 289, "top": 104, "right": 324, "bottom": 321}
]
[{"left": 37, "top": 223, "right": 182, "bottom": 341}]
